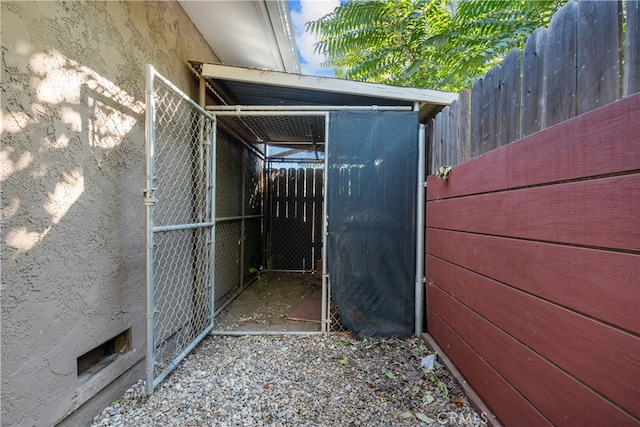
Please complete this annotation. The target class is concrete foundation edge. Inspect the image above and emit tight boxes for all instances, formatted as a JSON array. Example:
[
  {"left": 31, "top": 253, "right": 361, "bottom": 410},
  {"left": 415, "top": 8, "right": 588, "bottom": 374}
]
[{"left": 56, "top": 359, "right": 145, "bottom": 427}]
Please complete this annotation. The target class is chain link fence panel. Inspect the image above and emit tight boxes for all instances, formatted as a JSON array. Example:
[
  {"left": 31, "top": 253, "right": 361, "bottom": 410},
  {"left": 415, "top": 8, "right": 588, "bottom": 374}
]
[
  {"left": 213, "top": 131, "right": 264, "bottom": 315},
  {"left": 213, "top": 221, "right": 242, "bottom": 308},
  {"left": 145, "top": 67, "right": 216, "bottom": 392}
]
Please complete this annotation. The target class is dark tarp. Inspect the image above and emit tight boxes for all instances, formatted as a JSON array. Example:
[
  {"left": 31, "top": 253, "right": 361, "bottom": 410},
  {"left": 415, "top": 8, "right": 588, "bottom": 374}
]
[{"left": 327, "top": 110, "right": 418, "bottom": 337}]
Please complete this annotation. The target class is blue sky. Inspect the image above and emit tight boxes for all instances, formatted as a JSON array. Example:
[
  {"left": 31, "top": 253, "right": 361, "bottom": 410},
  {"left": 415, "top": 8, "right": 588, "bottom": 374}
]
[{"left": 288, "top": 0, "right": 340, "bottom": 77}]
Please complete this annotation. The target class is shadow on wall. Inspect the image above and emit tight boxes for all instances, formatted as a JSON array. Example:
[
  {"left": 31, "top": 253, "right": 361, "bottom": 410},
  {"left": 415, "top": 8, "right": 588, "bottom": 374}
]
[
  {"left": 2, "top": 45, "right": 147, "bottom": 424},
  {"left": 3, "top": 48, "right": 144, "bottom": 256}
]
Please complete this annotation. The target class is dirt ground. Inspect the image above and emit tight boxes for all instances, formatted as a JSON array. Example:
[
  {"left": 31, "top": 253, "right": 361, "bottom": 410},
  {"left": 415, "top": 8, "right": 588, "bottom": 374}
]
[{"left": 213, "top": 272, "right": 323, "bottom": 332}]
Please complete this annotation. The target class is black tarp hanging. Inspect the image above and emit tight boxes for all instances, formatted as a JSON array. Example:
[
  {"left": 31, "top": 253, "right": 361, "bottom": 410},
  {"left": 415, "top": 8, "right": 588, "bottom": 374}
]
[{"left": 327, "top": 110, "right": 418, "bottom": 337}]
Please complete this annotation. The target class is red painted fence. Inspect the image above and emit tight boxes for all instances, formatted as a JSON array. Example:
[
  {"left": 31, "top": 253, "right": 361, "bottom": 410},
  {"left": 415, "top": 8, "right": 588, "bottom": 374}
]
[{"left": 425, "top": 93, "right": 640, "bottom": 425}]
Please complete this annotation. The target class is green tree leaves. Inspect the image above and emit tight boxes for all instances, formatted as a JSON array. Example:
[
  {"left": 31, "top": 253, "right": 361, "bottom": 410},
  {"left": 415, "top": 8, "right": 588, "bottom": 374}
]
[{"left": 307, "top": 0, "right": 566, "bottom": 91}]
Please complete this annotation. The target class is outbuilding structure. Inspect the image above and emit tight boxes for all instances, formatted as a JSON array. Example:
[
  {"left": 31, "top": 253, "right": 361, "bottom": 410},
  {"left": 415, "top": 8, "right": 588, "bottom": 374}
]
[{"left": 143, "top": 61, "right": 455, "bottom": 391}]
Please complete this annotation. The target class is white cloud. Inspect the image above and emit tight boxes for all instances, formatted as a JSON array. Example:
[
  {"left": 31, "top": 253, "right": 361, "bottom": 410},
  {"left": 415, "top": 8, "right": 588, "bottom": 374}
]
[{"left": 290, "top": 0, "right": 340, "bottom": 76}]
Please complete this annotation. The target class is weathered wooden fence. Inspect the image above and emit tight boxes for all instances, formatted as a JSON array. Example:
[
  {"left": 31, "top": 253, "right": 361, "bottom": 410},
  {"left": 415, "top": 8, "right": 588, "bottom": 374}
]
[
  {"left": 268, "top": 167, "right": 323, "bottom": 271},
  {"left": 428, "top": 0, "right": 640, "bottom": 172},
  {"left": 424, "top": 1, "right": 640, "bottom": 424},
  {"left": 426, "top": 94, "right": 640, "bottom": 424}
]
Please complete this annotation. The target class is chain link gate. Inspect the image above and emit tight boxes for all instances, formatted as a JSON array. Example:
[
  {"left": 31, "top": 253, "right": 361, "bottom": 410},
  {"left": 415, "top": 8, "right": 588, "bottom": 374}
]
[{"left": 144, "top": 65, "right": 216, "bottom": 393}]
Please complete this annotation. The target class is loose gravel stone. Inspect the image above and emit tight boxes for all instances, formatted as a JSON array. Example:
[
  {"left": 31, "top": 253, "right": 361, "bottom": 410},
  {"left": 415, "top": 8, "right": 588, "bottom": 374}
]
[{"left": 93, "top": 334, "right": 485, "bottom": 426}]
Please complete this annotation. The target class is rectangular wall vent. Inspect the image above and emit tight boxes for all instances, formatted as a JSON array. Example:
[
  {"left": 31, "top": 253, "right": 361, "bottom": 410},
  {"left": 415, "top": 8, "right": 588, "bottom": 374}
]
[{"left": 77, "top": 329, "right": 131, "bottom": 383}]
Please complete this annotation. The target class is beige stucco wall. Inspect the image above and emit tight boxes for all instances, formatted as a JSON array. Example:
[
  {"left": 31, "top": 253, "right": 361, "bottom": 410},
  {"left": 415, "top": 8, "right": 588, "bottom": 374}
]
[{"left": 1, "top": 1, "right": 219, "bottom": 425}]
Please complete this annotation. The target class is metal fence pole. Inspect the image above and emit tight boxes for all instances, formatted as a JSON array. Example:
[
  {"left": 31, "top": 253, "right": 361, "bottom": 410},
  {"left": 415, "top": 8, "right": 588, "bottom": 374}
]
[
  {"left": 265, "top": 158, "right": 271, "bottom": 270},
  {"left": 321, "top": 112, "right": 330, "bottom": 332},
  {"left": 239, "top": 149, "right": 246, "bottom": 289},
  {"left": 209, "top": 120, "right": 217, "bottom": 330},
  {"left": 144, "top": 64, "right": 157, "bottom": 394},
  {"left": 415, "top": 124, "right": 426, "bottom": 336}
]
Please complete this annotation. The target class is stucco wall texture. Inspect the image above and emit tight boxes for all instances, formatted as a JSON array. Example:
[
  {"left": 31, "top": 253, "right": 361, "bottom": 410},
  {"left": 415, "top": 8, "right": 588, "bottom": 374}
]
[{"left": 1, "top": 1, "right": 219, "bottom": 425}]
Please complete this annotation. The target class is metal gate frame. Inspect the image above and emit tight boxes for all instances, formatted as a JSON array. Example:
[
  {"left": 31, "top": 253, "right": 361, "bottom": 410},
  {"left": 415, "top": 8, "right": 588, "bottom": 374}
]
[{"left": 144, "top": 65, "right": 217, "bottom": 393}]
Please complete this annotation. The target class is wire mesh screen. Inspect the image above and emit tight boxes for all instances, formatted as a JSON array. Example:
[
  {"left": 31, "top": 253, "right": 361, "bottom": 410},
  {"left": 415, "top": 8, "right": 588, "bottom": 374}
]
[
  {"left": 329, "top": 296, "right": 349, "bottom": 332},
  {"left": 214, "top": 220, "right": 242, "bottom": 307},
  {"left": 213, "top": 132, "right": 264, "bottom": 312},
  {"left": 327, "top": 110, "right": 418, "bottom": 337},
  {"left": 244, "top": 218, "right": 263, "bottom": 281},
  {"left": 218, "top": 115, "right": 325, "bottom": 145},
  {"left": 245, "top": 149, "right": 263, "bottom": 216},
  {"left": 145, "top": 67, "right": 216, "bottom": 392},
  {"left": 244, "top": 149, "right": 264, "bottom": 282},
  {"left": 216, "top": 134, "right": 243, "bottom": 218}
]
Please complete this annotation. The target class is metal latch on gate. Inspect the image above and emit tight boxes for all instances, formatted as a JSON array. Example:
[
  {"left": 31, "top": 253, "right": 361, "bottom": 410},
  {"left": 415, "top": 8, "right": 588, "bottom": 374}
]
[{"left": 143, "top": 188, "right": 157, "bottom": 206}]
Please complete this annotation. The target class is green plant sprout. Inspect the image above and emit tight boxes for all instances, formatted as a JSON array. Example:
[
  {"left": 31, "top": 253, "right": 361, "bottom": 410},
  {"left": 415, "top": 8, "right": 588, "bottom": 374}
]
[{"left": 249, "top": 267, "right": 268, "bottom": 288}]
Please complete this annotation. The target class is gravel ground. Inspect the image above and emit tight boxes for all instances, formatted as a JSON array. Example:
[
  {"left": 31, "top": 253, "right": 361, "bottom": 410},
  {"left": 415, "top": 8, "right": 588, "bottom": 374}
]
[{"left": 92, "top": 334, "right": 485, "bottom": 426}]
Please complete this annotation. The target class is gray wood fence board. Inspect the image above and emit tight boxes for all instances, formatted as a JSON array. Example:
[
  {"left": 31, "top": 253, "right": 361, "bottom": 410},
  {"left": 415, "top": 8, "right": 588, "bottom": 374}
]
[
  {"left": 427, "top": 118, "right": 435, "bottom": 174},
  {"left": 288, "top": 168, "right": 296, "bottom": 204},
  {"left": 470, "top": 77, "right": 483, "bottom": 158},
  {"left": 437, "top": 112, "right": 443, "bottom": 169},
  {"left": 296, "top": 168, "right": 305, "bottom": 219},
  {"left": 440, "top": 106, "right": 450, "bottom": 167},
  {"left": 436, "top": 116, "right": 442, "bottom": 173},
  {"left": 456, "top": 89, "right": 470, "bottom": 163},
  {"left": 521, "top": 27, "right": 547, "bottom": 137},
  {"left": 577, "top": 1, "right": 622, "bottom": 114},
  {"left": 545, "top": 1, "right": 578, "bottom": 127},
  {"left": 298, "top": 168, "right": 312, "bottom": 266},
  {"left": 313, "top": 169, "right": 323, "bottom": 258},
  {"left": 624, "top": 0, "right": 640, "bottom": 96},
  {"left": 438, "top": 110, "right": 446, "bottom": 170},
  {"left": 431, "top": 116, "right": 439, "bottom": 172},
  {"left": 276, "top": 168, "right": 286, "bottom": 210},
  {"left": 430, "top": 116, "right": 437, "bottom": 172},
  {"left": 448, "top": 101, "right": 458, "bottom": 165},
  {"left": 313, "top": 169, "right": 325, "bottom": 260},
  {"left": 305, "top": 167, "right": 314, "bottom": 206},
  {"left": 426, "top": 0, "right": 632, "bottom": 169},
  {"left": 481, "top": 65, "right": 499, "bottom": 155},
  {"left": 498, "top": 48, "right": 521, "bottom": 147},
  {"left": 305, "top": 168, "right": 315, "bottom": 261}
]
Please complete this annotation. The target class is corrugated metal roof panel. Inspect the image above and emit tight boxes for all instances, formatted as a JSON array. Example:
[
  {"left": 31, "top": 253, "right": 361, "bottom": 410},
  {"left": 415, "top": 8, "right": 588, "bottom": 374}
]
[{"left": 190, "top": 62, "right": 456, "bottom": 150}]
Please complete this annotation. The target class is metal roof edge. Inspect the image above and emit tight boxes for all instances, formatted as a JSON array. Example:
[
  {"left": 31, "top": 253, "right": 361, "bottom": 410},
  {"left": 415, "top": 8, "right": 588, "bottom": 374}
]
[
  {"left": 200, "top": 63, "right": 458, "bottom": 106},
  {"left": 265, "top": 0, "right": 301, "bottom": 73}
]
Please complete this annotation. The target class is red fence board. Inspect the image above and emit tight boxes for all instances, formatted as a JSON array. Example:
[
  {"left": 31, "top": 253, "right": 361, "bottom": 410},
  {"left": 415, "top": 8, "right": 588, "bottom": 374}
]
[
  {"left": 428, "top": 286, "right": 638, "bottom": 425},
  {"left": 428, "top": 256, "right": 640, "bottom": 416},
  {"left": 426, "top": 77, "right": 639, "bottom": 425},
  {"left": 426, "top": 229, "right": 640, "bottom": 333},
  {"left": 427, "top": 93, "right": 640, "bottom": 201},
  {"left": 427, "top": 310, "right": 550, "bottom": 426},
  {"left": 427, "top": 174, "right": 640, "bottom": 252}
]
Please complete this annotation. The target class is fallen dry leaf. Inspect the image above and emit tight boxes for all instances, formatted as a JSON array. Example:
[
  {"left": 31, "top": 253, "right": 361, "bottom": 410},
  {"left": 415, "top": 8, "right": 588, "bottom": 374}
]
[{"left": 451, "top": 396, "right": 467, "bottom": 405}]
